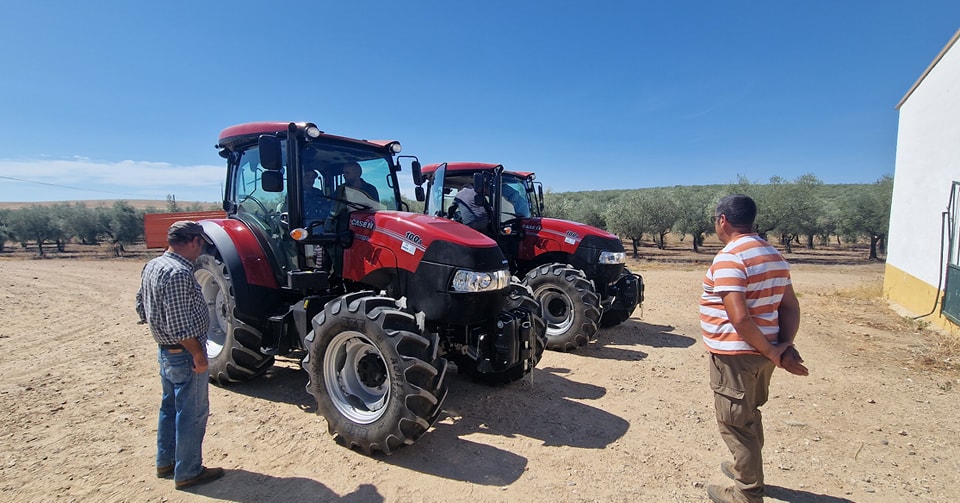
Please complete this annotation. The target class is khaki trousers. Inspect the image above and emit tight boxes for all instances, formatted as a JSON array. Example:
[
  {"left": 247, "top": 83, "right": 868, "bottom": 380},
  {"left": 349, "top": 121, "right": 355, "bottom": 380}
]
[{"left": 710, "top": 352, "right": 775, "bottom": 502}]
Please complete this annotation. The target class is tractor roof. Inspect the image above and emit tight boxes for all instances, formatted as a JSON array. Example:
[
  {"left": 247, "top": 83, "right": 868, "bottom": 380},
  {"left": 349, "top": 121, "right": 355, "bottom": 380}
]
[
  {"left": 422, "top": 162, "right": 533, "bottom": 179},
  {"left": 217, "top": 122, "right": 398, "bottom": 152}
]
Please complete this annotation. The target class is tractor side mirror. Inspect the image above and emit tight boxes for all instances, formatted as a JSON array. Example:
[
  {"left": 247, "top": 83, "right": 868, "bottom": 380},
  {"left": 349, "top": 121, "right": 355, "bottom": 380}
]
[
  {"left": 415, "top": 186, "right": 425, "bottom": 202},
  {"left": 261, "top": 170, "right": 283, "bottom": 192},
  {"left": 258, "top": 135, "right": 283, "bottom": 171},
  {"left": 473, "top": 172, "right": 486, "bottom": 196},
  {"left": 411, "top": 160, "right": 423, "bottom": 186}
]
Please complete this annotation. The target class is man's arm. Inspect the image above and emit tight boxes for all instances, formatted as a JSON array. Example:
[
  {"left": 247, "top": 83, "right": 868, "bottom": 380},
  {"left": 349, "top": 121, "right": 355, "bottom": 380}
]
[
  {"left": 179, "top": 337, "right": 209, "bottom": 374},
  {"left": 777, "top": 284, "right": 808, "bottom": 376},
  {"left": 719, "top": 290, "right": 786, "bottom": 365},
  {"left": 135, "top": 287, "right": 146, "bottom": 324}
]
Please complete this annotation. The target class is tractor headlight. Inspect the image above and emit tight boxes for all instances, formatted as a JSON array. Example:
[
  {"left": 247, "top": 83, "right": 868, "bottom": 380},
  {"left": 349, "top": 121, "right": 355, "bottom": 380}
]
[
  {"left": 305, "top": 125, "right": 322, "bottom": 139},
  {"left": 450, "top": 269, "right": 510, "bottom": 293},
  {"left": 598, "top": 251, "right": 626, "bottom": 265}
]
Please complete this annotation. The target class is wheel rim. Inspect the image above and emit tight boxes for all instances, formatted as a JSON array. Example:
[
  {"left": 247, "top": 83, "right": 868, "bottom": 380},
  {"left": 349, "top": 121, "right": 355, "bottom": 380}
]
[
  {"left": 536, "top": 286, "right": 574, "bottom": 336},
  {"left": 324, "top": 331, "right": 390, "bottom": 424},
  {"left": 195, "top": 268, "right": 228, "bottom": 359}
]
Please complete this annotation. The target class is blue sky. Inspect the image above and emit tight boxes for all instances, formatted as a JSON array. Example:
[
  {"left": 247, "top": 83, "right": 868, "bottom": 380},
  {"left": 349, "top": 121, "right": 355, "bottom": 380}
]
[{"left": 1, "top": 1, "right": 958, "bottom": 203}]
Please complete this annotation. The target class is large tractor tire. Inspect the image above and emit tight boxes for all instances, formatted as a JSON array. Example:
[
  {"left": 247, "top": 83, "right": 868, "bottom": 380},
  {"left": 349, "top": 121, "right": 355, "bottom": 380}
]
[
  {"left": 523, "top": 263, "right": 600, "bottom": 351},
  {"left": 302, "top": 292, "right": 448, "bottom": 455},
  {"left": 195, "top": 254, "right": 274, "bottom": 385},
  {"left": 599, "top": 269, "right": 643, "bottom": 328},
  {"left": 450, "top": 280, "right": 547, "bottom": 386}
]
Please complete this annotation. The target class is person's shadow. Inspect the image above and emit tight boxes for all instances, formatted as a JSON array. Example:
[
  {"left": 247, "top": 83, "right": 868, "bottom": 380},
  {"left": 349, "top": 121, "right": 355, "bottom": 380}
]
[
  {"left": 764, "top": 485, "right": 855, "bottom": 502},
  {"left": 181, "top": 470, "right": 382, "bottom": 502}
]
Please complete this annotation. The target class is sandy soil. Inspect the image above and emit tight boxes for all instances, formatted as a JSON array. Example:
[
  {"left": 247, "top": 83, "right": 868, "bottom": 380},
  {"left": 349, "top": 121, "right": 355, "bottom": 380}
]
[{"left": 0, "top": 255, "right": 957, "bottom": 502}]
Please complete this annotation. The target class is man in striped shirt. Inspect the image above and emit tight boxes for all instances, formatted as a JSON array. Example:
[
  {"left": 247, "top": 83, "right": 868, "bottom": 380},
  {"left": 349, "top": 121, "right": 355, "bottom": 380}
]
[
  {"left": 136, "top": 220, "right": 224, "bottom": 490},
  {"left": 699, "top": 195, "right": 808, "bottom": 503}
]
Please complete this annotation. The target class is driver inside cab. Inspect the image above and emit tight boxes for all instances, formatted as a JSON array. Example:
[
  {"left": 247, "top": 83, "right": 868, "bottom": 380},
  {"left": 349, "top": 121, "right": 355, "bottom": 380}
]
[{"left": 335, "top": 162, "right": 380, "bottom": 207}]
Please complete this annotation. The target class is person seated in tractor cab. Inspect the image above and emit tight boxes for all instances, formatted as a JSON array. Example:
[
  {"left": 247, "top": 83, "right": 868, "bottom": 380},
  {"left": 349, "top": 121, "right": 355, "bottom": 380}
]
[
  {"left": 451, "top": 183, "right": 490, "bottom": 233},
  {"left": 333, "top": 162, "right": 380, "bottom": 211},
  {"left": 302, "top": 166, "right": 331, "bottom": 220}
]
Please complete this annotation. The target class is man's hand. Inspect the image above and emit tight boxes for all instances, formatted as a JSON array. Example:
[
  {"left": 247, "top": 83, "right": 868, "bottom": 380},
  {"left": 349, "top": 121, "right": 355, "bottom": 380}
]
[
  {"left": 192, "top": 353, "right": 209, "bottom": 374},
  {"left": 779, "top": 345, "right": 809, "bottom": 376},
  {"left": 761, "top": 343, "right": 789, "bottom": 367},
  {"left": 178, "top": 337, "right": 209, "bottom": 374}
]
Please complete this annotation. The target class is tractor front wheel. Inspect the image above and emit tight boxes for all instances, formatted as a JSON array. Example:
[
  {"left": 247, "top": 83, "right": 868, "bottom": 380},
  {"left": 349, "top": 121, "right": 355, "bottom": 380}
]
[
  {"left": 302, "top": 292, "right": 448, "bottom": 455},
  {"left": 523, "top": 264, "right": 600, "bottom": 351},
  {"left": 195, "top": 254, "right": 274, "bottom": 384}
]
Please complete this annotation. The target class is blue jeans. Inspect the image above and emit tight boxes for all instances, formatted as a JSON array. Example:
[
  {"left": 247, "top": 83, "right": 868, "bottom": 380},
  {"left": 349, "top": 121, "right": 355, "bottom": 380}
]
[{"left": 157, "top": 348, "right": 209, "bottom": 482}]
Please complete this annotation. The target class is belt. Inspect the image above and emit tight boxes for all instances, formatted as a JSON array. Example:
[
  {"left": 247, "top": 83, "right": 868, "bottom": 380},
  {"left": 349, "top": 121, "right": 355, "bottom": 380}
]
[{"left": 159, "top": 343, "right": 185, "bottom": 350}]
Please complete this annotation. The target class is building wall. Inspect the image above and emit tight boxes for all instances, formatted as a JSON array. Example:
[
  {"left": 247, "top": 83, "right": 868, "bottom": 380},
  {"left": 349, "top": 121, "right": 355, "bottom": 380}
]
[{"left": 887, "top": 33, "right": 960, "bottom": 331}]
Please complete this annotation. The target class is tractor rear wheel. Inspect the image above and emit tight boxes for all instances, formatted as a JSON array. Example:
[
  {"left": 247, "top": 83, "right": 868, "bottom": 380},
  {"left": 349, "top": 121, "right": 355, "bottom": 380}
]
[
  {"left": 523, "top": 263, "right": 600, "bottom": 351},
  {"left": 302, "top": 292, "right": 448, "bottom": 455},
  {"left": 599, "top": 269, "right": 643, "bottom": 328},
  {"left": 195, "top": 254, "right": 274, "bottom": 384}
]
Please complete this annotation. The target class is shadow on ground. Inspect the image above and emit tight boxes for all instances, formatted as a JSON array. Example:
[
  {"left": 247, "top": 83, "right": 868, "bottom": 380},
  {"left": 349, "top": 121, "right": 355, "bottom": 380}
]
[
  {"left": 765, "top": 484, "right": 856, "bottom": 503},
  {"left": 577, "top": 320, "right": 695, "bottom": 361},
  {"left": 183, "top": 470, "right": 381, "bottom": 502},
  {"left": 221, "top": 355, "right": 629, "bottom": 485}
]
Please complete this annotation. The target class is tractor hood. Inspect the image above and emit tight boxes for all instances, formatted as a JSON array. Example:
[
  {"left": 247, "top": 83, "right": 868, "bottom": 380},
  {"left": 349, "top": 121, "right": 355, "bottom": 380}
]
[
  {"left": 345, "top": 210, "right": 508, "bottom": 274},
  {"left": 523, "top": 217, "right": 622, "bottom": 250}
]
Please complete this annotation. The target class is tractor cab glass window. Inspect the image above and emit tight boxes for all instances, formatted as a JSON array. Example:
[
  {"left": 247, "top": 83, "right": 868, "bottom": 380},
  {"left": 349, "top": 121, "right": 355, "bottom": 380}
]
[
  {"left": 427, "top": 163, "right": 447, "bottom": 218},
  {"left": 330, "top": 159, "right": 391, "bottom": 213},
  {"left": 500, "top": 175, "right": 531, "bottom": 219},
  {"left": 234, "top": 148, "right": 287, "bottom": 221},
  {"left": 300, "top": 166, "right": 331, "bottom": 222},
  {"left": 232, "top": 146, "right": 296, "bottom": 274}
]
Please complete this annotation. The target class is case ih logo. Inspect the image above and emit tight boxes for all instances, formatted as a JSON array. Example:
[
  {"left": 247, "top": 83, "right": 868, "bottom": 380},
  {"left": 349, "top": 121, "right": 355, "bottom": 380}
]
[
  {"left": 404, "top": 231, "right": 423, "bottom": 246},
  {"left": 523, "top": 223, "right": 542, "bottom": 232},
  {"left": 351, "top": 218, "right": 375, "bottom": 230}
]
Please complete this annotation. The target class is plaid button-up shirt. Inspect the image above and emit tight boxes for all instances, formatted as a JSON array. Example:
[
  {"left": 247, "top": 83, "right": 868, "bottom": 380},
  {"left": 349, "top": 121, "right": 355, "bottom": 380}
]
[{"left": 136, "top": 251, "right": 210, "bottom": 346}]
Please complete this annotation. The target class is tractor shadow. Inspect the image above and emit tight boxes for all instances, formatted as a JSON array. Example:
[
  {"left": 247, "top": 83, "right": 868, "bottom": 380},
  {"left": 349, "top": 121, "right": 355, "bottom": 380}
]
[
  {"left": 227, "top": 357, "right": 629, "bottom": 486},
  {"left": 221, "top": 355, "right": 315, "bottom": 411},
  {"left": 578, "top": 320, "right": 696, "bottom": 361},
  {"left": 379, "top": 367, "right": 629, "bottom": 484}
]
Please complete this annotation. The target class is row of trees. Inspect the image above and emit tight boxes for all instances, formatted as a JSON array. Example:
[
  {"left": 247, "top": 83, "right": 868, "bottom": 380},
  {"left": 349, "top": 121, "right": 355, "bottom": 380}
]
[
  {"left": 543, "top": 174, "right": 893, "bottom": 259},
  {"left": 0, "top": 196, "right": 216, "bottom": 256},
  {"left": 2, "top": 176, "right": 892, "bottom": 259}
]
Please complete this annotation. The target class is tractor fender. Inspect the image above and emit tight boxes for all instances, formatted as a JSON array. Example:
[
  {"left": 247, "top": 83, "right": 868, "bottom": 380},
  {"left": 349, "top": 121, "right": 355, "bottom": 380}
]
[{"left": 199, "top": 219, "right": 279, "bottom": 317}]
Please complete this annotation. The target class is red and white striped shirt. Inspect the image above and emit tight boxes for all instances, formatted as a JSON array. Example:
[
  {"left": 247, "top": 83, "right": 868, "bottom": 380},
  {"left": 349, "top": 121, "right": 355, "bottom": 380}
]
[{"left": 699, "top": 234, "right": 791, "bottom": 355}]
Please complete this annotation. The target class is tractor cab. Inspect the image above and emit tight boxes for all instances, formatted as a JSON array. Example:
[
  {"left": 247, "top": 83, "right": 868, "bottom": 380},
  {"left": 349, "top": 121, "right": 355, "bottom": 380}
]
[
  {"left": 217, "top": 122, "right": 411, "bottom": 292},
  {"left": 423, "top": 162, "right": 544, "bottom": 238}
]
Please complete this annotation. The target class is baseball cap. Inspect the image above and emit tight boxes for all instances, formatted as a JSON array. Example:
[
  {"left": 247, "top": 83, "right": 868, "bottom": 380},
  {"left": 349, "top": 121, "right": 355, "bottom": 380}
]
[{"left": 167, "top": 220, "right": 212, "bottom": 244}]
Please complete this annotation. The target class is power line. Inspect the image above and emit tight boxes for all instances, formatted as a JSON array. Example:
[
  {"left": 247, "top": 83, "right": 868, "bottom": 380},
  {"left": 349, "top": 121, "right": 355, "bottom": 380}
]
[{"left": 0, "top": 174, "right": 132, "bottom": 196}]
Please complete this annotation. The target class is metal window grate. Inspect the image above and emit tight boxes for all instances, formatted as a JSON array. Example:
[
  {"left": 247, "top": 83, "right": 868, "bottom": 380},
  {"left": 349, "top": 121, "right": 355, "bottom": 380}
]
[
  {"left": 944, "top": 264, "right": 960, "bottom": 324},
  {"left": 941, "top": 182, "right": 960, "bottom": 323}
]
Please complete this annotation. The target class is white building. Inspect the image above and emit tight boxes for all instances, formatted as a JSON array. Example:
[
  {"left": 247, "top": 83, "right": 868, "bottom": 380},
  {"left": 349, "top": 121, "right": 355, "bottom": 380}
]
[{"left": 886, "top": 28, "right": 960, "bottom": 332}]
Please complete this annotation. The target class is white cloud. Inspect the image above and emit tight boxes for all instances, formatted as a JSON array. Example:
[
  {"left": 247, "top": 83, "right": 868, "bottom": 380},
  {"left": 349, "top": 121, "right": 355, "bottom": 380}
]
[{"left": 0, "top": 157, "right": 224, "bottom": 202}]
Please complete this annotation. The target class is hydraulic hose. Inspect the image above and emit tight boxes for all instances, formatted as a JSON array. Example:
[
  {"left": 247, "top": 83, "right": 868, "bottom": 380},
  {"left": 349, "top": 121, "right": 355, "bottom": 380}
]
[{"left": 914, "top": 209, "right": 950, "bottom": 320}]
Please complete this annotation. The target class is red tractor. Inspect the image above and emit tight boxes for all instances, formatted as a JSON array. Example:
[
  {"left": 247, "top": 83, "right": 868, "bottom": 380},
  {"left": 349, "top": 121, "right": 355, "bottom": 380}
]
[
  {"left": 418, "top": 162, "right": 643, "bottom": 351},
  {"left": 150, "top": 123, "right": 546, "bottom": 454}
]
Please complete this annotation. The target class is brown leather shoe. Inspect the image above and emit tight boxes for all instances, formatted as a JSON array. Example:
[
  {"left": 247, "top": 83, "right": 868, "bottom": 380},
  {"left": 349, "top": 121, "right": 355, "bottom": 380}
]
[
  {"left": 720, "top": 460, "right": 735, "bottom": 480},
  {"left": 156, "top": 464, "right": 174, "bottom": 478},
  {"left": 707, "top": 484, "right": 758, "bottom": 503},
  {"left": 175, "top": 466, "right": 224, "bottom": 490}
]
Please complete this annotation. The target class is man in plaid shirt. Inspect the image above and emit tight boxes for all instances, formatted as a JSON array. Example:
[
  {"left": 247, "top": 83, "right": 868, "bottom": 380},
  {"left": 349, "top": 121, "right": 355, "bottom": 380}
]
[{"left": 136, "top": 220, "right": 224, "bottom": 490}]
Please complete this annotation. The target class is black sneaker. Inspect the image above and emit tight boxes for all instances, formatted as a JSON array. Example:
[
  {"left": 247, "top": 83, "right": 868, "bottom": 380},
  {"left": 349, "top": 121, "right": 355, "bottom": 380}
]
[{"left": 175, "top": 466, "right": 225, "bottom": 490}]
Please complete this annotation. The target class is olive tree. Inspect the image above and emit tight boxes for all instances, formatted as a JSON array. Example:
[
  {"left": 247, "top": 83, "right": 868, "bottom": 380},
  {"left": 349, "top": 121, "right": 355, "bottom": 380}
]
[
  {"left": 838, "top": 175, "right": 893, "bottom": 260},
  {"left": 9, "top": 205, "right": 59, "bottom": 257},
  {"left": 671, "top": 185, "right": 718, "bottom": 252}
]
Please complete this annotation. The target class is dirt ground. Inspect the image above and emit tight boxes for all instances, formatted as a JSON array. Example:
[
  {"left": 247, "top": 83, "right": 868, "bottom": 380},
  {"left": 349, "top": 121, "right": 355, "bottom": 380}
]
[{"left": 0, "top": 246, "right": 958, "bottom": 502}]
